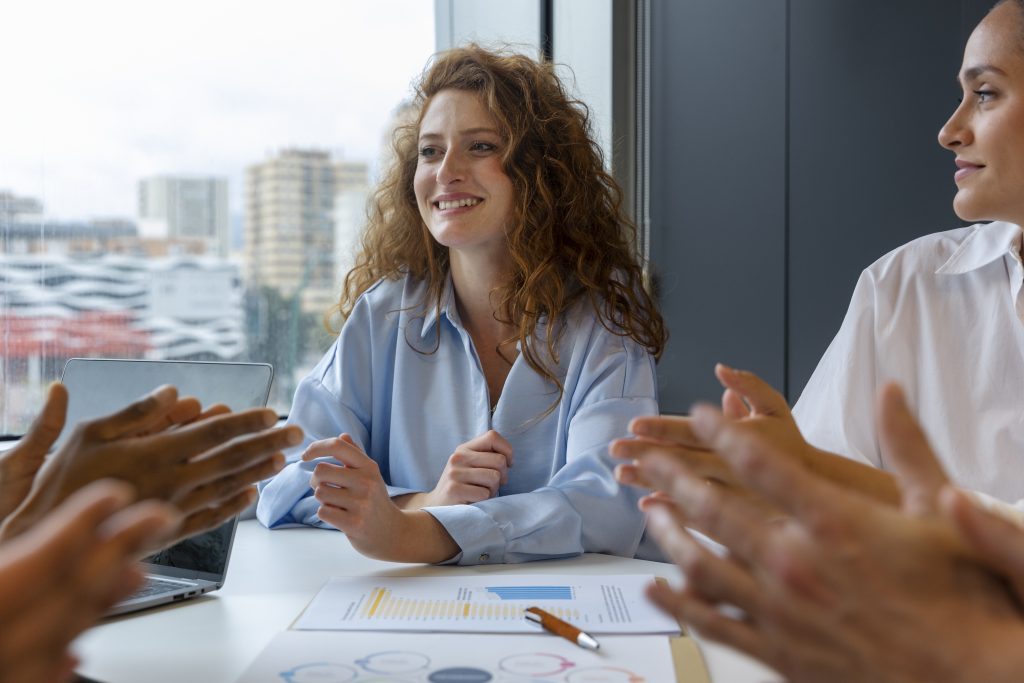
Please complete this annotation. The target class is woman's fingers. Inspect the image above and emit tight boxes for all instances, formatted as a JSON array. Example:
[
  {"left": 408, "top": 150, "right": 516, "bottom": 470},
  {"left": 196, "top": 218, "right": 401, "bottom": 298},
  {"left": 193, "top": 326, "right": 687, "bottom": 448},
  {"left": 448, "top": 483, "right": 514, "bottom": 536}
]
[
  {"left": 458, "top": 430, "right": 514, "bottom": 468},
  {"left": 628, "top": 415, "right": 706, "bottom": 448},
  {"left": 713, "top": 364, "right": 790, "bottom": 418}
]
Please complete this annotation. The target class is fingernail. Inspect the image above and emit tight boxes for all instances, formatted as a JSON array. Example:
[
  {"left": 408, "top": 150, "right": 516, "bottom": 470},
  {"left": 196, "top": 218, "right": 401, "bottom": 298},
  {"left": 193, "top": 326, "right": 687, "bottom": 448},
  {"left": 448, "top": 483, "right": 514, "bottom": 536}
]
[
  {"left": 285, "top": 427, "right": 303, "bottom": 445},
  {"left": 631, "top": 420, "right": 653, "bottom": 437}
]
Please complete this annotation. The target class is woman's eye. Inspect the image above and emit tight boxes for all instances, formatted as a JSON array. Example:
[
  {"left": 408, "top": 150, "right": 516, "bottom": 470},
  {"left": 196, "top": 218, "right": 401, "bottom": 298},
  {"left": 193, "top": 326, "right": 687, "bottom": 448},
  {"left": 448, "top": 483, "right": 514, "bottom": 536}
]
[
  {"left": 470, "top": 142, "right": 496, "bottom": 153},
  {"left": 974, "top": 89, "right": 995, "bottom": 103},
  {"left": 419, "top": 146, "right": 440, "bottom": 158}
]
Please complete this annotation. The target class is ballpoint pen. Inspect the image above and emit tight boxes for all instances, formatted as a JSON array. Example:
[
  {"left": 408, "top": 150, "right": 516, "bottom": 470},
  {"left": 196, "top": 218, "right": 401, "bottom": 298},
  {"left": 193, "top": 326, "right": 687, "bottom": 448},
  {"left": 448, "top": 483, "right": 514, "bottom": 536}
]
[{"left": 524, "top": 606, "right": 601, "bottom": 651}]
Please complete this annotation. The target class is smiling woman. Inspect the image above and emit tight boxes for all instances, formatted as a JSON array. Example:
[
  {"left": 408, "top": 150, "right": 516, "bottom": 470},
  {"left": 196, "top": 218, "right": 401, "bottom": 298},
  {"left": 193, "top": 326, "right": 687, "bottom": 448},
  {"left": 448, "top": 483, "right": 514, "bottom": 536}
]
[
  {"left": 938, "top": 0, "right": 1024, "bottom": 227},
  {"left": 414, "top": 89, "right": 515, "bottom": 258},
  {"left": 256, "top": 45, "right": 668, "bottom": 566}
]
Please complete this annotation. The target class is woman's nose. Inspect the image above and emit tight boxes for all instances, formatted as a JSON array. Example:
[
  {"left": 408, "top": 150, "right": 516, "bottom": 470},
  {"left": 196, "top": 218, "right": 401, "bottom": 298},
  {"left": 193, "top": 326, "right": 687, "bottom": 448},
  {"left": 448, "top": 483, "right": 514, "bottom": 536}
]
[
  {"left": 938, "top": 103, "right": 972, "bottom": 150},
  {"left": 436, "top": 149, "right": 466, "bottom": 184}
]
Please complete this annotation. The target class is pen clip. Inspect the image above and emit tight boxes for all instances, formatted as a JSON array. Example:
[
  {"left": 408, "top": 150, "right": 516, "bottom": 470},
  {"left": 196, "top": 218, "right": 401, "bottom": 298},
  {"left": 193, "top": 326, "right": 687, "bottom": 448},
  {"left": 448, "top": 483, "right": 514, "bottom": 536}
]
[{"left": 524, "top": 609, "right": 543, "bottom": 625}]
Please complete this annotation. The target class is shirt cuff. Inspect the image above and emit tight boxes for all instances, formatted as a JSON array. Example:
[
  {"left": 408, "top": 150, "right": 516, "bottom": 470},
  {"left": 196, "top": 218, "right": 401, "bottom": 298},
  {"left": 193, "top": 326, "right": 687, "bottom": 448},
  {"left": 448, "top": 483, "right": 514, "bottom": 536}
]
[
  {"left": 386, "top": 485, "right": 419, "bottom": 498},
  {"left": 256, "top": 460, "right": 316, "bottom": 528},
  {"left": 421, "top": 504, "right": 507, "bottom": 565}
]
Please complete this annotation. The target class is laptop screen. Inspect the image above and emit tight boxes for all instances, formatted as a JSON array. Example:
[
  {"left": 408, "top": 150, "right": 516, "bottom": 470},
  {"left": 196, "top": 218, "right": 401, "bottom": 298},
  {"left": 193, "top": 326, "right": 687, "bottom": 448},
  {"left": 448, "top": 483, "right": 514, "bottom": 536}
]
[
  {"left": 58, "top": 358, "right": 274, "bottom": 584},
  {"left": 58, "top": 358, "right": 274, "bottom": 450},
  {"left": 145, "top": 519, "right": 236, "bottom": 577}
]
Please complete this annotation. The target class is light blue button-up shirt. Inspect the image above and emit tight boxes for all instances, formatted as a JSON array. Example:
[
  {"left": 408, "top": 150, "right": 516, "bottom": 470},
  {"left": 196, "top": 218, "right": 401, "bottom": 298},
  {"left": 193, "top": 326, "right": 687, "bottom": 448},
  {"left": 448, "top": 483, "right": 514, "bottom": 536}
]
[{"left": 257, "top": 274, "right": 663, "bottom": 564}]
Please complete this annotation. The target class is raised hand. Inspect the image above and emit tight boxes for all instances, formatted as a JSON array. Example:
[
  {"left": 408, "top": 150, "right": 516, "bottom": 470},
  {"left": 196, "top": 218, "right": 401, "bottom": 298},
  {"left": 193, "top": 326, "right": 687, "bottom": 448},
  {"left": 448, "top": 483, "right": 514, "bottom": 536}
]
[
  {"left": 614, "top": 364, "right": 900, "bottom": 514},
  {"left": 2, "top": 385, "right": 302, "bottom": 542},
  {"left": 0, "top": 383, "right": 206, "bottom": 525},
  {"left": 0, "top": 384, "right": 68, "bottom": 523},
  {"left": 0, "top": 480, "right": 180, "bottom": 683},
  {"left": 643, "top": 383, "right": 1024, "bottom": 683},
  {"left": 612, "top": 364, "right": 809, "bottom": 518}
]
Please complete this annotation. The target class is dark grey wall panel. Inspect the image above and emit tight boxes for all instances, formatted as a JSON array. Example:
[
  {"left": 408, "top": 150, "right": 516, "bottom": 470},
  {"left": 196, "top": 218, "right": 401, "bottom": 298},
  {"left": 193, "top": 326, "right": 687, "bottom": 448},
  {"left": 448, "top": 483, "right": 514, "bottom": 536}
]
[
  {"left": 649, "top": 0, "right": 787, "bottom": 412},
  {"left": 786, "top": 0, "right": 965, "bottom": 398},
  {"left": 647, "top": 0, "right": 994, "bottom": 412}
]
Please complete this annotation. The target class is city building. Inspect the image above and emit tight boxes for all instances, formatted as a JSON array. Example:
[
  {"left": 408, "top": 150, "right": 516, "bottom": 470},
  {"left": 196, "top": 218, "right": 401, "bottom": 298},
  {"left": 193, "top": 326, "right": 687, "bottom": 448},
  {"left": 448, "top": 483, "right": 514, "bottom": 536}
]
[
  {"left": 0, "top": 190, "right": 44, "bottom": 224},
  {"left": 138, "top": 175, "right": 230, "bottom": 257},
  {"left": 333, "top": 167, "right": 371, "bottom": 285},
  {"left": 244, "top": 149, "right": 368, "bottom": 315},
  {"left": 1, "top": 219, "right": 138, "bottom": 255}
]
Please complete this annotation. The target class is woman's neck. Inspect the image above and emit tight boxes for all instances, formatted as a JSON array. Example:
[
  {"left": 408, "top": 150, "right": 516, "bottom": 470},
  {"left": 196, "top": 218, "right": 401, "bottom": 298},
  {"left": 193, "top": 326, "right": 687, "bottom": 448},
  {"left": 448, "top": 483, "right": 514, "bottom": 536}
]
[{"left": 449, "top": 248, "right": 515, "bottom": 341}]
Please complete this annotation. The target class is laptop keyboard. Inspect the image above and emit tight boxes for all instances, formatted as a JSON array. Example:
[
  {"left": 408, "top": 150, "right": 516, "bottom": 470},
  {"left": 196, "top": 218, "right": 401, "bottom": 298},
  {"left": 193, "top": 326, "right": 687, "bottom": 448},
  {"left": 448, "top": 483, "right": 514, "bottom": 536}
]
[{"left": 129, "top": 576, "right": 198, "bottom": 600}]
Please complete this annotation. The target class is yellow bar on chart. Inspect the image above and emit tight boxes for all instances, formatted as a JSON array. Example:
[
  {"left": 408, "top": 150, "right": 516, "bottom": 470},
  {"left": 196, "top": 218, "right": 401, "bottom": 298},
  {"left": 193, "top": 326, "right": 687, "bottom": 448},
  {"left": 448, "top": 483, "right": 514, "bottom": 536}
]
[{"left": 366, "top": 588, "right": 386, "bottom": 617}]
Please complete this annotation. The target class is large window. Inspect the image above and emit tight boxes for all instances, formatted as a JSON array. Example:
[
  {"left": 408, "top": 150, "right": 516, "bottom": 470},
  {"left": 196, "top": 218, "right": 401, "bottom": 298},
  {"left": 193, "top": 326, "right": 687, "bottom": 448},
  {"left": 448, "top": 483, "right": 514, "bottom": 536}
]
[
  {"left": 1, "top": 1, "right": 634, "bottom": 435},
  {"left": 0, "top": 1, "right": 435, "bottom": 434}
]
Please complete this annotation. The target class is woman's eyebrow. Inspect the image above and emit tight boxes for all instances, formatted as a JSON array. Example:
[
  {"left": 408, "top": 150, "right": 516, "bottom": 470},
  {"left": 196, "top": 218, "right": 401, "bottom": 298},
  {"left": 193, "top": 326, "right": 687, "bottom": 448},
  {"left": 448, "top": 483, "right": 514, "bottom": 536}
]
[
  {"left": 458, "top": 127, "right": 501, "bottom": 136},
  {"left": 959, "top": 63, "right": 1008, "bottom": 84},
  {"left": 419, "top": 127, "right": 501, "bottom": 140}
]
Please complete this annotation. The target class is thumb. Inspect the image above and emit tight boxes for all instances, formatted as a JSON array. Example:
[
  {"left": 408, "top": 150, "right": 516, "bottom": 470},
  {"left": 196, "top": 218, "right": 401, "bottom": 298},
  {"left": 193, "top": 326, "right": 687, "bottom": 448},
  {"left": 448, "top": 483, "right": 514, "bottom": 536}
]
[
  {"left": 877, "top": 383, "right": 949, "bottom": 516},
  {"left": 16, "top": 382, "right": 69, "bottom": 460},
  {"left": 721, "top": 388, "right": 750, "bottom": 419},
  {"left": 715, "top": 364, "right": 790, "bottom": 417}
]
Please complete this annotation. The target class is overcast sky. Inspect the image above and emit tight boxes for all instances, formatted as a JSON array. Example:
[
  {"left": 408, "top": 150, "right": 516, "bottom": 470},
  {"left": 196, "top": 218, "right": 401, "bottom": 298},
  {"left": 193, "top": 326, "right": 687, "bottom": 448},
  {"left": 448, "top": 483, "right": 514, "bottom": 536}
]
[{"left": 0, "top": 0, "right": 435, "bottom": 222}]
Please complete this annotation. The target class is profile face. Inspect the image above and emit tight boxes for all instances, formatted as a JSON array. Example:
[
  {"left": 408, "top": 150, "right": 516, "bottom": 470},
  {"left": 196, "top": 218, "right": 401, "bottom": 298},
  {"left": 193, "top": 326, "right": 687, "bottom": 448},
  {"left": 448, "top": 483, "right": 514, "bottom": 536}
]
[
  {"left": 938, "top": 2, "right": 1024, "bottom": 226},
  {"left": 413, "top": 88, "right": 515, "bottom": 259}
]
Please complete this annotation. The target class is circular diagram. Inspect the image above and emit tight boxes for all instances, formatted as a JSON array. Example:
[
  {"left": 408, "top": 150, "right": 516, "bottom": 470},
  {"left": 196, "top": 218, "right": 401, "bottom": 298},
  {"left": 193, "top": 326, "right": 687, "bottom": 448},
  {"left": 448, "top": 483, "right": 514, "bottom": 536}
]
[
  {"left": 428, "top": 667, "right": 493, "bottom": 683},
  {"left": 565, "top": 667, "right": 645, "bottom": 683},
  {"left": 356, "top": 651, "right": 431, "bottom": 674},
  {"left": 278, "top": 662, "right": 358, "bottom": 683},
  {"left": 499, "top": 653, "right": 575, "bottom": 677}
]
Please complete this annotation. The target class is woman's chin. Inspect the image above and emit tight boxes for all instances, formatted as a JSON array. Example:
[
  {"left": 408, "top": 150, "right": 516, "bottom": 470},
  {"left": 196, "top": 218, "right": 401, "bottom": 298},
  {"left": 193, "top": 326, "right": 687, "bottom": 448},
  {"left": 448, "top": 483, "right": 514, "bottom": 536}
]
[{"left": 951, "top": 195, "right": 992, "bottom": 224}]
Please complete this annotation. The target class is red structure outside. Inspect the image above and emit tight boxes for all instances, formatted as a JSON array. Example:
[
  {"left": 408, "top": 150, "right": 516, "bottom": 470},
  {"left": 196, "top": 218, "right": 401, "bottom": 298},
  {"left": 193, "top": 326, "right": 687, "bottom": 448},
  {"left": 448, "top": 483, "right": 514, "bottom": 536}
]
[{"left": 0, "top": 311, "right": 151, "bottom": 358}]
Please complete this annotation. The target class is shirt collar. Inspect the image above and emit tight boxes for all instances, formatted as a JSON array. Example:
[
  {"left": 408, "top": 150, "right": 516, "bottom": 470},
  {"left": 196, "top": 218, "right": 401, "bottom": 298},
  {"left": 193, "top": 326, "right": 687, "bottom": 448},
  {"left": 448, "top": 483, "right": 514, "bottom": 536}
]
[
  {"left": 416, "top": 272, "right": 553, "bottom": 348},
  {"left": 418, "top": 272, "right": 458, "bottom": 338},
  {"left": 936, "top": 221, "right": 1023, "bottom": 275}
]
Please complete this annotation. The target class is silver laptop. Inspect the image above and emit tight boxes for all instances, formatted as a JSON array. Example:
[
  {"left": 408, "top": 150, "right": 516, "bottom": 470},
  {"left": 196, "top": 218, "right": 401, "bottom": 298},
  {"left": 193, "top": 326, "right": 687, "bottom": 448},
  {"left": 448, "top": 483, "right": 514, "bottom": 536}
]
[{"left": 59, "top": 358, "right": 274, "bottom": 616}]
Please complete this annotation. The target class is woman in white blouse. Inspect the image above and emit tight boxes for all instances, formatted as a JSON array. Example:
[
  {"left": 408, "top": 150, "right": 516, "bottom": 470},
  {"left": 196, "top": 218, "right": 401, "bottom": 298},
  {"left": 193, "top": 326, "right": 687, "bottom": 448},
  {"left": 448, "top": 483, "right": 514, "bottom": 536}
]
[
  {"left": 615, "top": 0, "right": 1024, "bottom": 522},
  {"left": 790, "top": 0, "right": 1024, "bottom": 515}
]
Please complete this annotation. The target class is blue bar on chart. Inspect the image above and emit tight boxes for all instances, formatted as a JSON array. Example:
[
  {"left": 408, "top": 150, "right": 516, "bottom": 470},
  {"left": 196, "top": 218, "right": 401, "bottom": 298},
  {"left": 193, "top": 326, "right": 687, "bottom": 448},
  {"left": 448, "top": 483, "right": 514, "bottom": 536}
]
[{"left": 484, "top": 585, "right": 573, "bottom": 600}]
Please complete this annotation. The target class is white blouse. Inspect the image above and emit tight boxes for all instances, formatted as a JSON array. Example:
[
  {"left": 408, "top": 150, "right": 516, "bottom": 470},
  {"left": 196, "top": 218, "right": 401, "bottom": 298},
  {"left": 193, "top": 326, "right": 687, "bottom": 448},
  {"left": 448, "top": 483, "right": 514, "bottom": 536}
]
[{"left": 794, "top": 221, "right": 1024, "bottom": 517}]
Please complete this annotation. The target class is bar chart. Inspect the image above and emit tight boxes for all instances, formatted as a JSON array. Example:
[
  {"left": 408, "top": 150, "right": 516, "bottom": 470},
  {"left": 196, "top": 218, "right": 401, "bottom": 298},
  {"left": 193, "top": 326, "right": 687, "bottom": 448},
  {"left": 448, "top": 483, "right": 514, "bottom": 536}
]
[
  {"left": 361, "top": 585, "right": 582, "bottom": 622},
  {"left": 294, "top": 574, "right": 681, "bottom": 634}
]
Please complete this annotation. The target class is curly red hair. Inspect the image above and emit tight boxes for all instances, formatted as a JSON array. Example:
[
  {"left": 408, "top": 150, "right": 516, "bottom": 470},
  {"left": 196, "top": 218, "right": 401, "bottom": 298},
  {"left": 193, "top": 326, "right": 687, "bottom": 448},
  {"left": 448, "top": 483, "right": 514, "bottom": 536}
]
[{"left": 333, "top": 45, "right": 666, "bottom": 401}]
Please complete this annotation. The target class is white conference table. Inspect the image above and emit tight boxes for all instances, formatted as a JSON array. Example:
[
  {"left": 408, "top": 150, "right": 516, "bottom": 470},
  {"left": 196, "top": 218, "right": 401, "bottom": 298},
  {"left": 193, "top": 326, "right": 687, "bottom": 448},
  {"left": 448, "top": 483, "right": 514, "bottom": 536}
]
[{"left": 76, "top": 520, "right": 782, "bottom": 683}]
